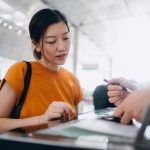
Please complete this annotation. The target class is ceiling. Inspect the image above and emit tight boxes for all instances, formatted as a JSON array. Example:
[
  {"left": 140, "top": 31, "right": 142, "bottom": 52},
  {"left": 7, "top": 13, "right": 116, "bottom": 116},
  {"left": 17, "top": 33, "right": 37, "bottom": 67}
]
[
  {"left": 1, "top": 0, "right": 150, "bottom": 54},
  {"left": 1, "top": 0, "right": 150, "bottom": 86},
  {"left": 1, "top": 0, "right": 150, "bottom": 75}
]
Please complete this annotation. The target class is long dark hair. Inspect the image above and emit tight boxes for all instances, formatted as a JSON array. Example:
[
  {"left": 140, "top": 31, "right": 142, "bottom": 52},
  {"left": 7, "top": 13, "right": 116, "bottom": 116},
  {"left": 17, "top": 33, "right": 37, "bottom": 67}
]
[{"left": 29, "top": 9, "right": 69, "bottom": 60}]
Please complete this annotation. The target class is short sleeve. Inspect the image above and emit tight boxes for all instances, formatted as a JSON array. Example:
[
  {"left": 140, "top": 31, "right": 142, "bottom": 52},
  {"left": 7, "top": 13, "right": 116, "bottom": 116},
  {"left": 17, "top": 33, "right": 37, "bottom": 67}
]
[{"left": 4, "top": 61, "right": 27, "bottom": 100}]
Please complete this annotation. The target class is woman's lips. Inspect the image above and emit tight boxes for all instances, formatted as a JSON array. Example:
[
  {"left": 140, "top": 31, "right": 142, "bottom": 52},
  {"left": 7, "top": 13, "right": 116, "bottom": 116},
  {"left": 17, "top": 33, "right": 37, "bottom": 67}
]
[{"left": 56, "top": 54, "right": 66, "bottom": 60}]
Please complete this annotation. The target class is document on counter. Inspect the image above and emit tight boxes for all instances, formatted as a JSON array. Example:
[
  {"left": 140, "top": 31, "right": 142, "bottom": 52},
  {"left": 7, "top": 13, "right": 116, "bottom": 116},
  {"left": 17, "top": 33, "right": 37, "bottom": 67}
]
[{"left": 35, "top": 118, "right": 139, "bottom": 139}]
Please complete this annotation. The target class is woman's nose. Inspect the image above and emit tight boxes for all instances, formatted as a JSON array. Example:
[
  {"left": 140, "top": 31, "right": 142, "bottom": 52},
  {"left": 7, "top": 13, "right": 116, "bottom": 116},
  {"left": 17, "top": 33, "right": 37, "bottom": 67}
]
[{"left": 57, "top": 40, "right": 65, "bottom": 51}]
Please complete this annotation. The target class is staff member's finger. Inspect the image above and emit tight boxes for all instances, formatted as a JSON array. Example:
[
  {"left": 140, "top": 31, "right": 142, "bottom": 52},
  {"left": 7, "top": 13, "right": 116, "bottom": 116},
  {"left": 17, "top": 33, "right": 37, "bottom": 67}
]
[
  {"left": 120, "top": 111, "right": 132, "bottom": 124},
  {"left": 114, "top": 104, "right": 124, "bottom": 118}
]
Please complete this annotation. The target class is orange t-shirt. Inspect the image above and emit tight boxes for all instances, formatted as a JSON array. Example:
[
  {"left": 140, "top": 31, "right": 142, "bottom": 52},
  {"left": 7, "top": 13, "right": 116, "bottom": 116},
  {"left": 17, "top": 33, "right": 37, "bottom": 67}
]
[{"left": 4, "top": 61, "right": 83, "bottom": 119}]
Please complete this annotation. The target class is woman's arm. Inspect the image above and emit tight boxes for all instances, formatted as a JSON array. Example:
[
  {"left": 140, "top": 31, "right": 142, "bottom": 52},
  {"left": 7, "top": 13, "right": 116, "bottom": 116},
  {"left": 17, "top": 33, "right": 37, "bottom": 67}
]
[
  {"left": 0, "top": 81, "right": 75, "bottom": 133},
  {"left": 0, "top": 81, "right": 46, "bottom": 132},
  {"left": 0, "top": 115, "right": 47, "bottom": 133},
  {"left": 0, "top": 81, "right": 17, "bottom": 118}
]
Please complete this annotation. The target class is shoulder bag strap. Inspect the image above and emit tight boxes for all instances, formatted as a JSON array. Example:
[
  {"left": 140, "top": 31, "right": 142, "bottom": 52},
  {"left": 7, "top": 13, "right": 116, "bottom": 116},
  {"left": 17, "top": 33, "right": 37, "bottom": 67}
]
[{"left": 10, "top": 61, "right": 32, "bottom": 119}]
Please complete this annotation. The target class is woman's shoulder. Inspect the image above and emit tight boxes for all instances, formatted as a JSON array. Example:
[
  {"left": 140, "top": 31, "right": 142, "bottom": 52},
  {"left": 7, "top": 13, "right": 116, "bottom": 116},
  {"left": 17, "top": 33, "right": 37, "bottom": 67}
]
[
  {"left": 10, "top": 61, "right": 35, "bottom": 70},
  {"left": 6, "top": 61, "right": 32, "bottom": 76},
  {"left": 10, "top": 61, "right": 27, "bottom": 69},
  {"left": 61, "top": 67, "right": 79, "bottom": 80}
]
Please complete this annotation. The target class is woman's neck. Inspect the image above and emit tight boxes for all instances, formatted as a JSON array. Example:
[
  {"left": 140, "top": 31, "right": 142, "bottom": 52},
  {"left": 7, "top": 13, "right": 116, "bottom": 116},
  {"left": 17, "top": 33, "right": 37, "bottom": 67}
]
[{"left": 38, "top": 59, "right": 60, "bottom": 72}]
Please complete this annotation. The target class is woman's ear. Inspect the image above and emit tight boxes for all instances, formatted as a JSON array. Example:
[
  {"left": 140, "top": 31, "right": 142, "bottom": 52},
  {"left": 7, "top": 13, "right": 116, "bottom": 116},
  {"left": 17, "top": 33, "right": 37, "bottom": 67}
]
[{"left": 32, "top": 40, "right": 41, "bottom": 52}]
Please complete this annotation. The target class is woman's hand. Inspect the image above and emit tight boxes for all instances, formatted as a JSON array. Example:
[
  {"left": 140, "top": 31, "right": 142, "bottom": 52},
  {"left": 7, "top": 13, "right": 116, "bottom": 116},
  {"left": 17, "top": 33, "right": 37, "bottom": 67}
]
[{"left": 41, "top": 101, "right": 76, "bottom": 123}]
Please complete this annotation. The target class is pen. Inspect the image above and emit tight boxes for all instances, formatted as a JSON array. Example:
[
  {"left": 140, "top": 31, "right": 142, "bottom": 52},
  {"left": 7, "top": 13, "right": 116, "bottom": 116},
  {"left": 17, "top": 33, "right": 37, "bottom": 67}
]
[
  {"left": 78, "top": 110, "right": 94, "bottom": 115},
  {"left": 104, "top": 79, "right": 132, "bottom": 92},
  {"left": 104, "top": 79, "right": 109, "bottom": 83}
]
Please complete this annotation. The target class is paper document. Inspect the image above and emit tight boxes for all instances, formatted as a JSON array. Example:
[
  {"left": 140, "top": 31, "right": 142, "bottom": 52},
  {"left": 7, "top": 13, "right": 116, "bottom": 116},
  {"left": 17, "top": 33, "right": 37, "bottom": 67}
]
[{"left": 36, "top": 118, "right": 139, "bottom": 138}]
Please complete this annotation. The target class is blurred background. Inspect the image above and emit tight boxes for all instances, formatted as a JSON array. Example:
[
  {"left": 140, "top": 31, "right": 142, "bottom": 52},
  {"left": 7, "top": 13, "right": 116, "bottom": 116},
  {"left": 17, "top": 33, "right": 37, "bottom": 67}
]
[{"left": 0, "top": 0, "right": 150, "bottom": 111}]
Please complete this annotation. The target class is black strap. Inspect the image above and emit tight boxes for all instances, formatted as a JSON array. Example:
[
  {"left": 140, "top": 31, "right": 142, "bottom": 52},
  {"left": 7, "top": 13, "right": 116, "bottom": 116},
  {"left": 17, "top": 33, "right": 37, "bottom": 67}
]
[{"left": 10, "top": 61, "right": 32, "bottom": 119}]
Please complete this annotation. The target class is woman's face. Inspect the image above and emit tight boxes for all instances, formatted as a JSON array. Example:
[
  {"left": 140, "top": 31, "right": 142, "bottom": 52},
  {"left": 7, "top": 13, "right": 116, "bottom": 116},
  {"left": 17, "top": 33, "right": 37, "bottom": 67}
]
[{"left": 38, "top": 21, "right": 70, "bottom": 67}]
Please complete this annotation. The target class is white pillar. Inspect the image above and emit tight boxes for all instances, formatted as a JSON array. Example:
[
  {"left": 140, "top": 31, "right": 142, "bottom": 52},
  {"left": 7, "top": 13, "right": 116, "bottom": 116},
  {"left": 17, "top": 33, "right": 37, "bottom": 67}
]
[{"left": 73, "top": 27, "right": 78, "bottom": 75}]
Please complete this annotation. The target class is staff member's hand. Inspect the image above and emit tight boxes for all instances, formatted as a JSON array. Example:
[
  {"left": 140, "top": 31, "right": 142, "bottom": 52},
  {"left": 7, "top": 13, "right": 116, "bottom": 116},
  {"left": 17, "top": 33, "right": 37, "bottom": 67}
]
[
  {"left": 114, "top": 88, "right": 150, "bottom": 124},
  {"left": 108, "top": 77, "right": 137, "bottom": 91},
  {"left": 107, "top": 84, "right": 129, "bottom": 106},
  {"left": 107, "top": 77, "right": 137, "bottom": 106}
]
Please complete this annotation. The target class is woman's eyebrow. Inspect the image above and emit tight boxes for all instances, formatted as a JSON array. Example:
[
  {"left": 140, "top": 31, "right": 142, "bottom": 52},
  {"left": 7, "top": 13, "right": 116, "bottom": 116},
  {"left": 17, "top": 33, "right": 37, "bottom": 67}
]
[
  {"left": 63, "top": 31, "right": 69, "bottom": 35},
  {"left": 45, "top": 35, "right": 55, "bottom": 39},
  {"left": 45, "top": 31, "right": 69, "bottom": 39}
]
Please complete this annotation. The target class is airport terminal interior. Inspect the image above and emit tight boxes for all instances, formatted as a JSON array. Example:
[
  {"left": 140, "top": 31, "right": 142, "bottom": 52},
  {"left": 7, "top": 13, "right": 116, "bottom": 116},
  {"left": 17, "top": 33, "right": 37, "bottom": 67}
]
[
  {"left": 1, "top": 0, "right": 150, "bottom": 112},
  {"left": 1, "top": 0, "right": 150, "bottom": 149}
]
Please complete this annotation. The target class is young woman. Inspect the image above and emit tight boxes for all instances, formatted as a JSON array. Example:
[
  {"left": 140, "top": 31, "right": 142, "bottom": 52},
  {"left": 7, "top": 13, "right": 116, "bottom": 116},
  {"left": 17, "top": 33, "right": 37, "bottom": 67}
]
[{"left": 0, "top": 9, "right": 83, "bottom": 132}]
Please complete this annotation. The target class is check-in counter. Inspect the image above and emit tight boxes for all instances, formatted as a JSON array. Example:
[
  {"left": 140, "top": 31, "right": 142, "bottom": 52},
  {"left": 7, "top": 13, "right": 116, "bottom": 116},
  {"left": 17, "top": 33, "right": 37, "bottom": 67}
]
[{"left": 0, "top": 109, "right": 136, "bottom": 150}]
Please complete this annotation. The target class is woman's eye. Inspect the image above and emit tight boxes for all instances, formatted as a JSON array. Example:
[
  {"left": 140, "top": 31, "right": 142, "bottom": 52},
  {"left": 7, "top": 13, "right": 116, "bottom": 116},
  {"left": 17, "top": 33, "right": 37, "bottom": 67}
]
[
  {"left": 63, "top": 37, "right": 69, "bottom": 40},
  {"left": 46, "top": 41, "right": 56, "bottom": 44}
]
